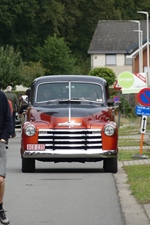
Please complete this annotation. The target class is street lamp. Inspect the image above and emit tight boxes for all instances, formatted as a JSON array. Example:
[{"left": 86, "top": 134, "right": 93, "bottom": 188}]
[
  {"left": 137, "top": 11, "right": 149, "bottom": 86},
  {"left": 130, "top": 20, "right": 142, "bottom": 73},
  {"left": 134, "top": 29, "right": 143, "bottom": 73},
  {"left": 141, "top": 30, "right": 143, "bottom": 73}
]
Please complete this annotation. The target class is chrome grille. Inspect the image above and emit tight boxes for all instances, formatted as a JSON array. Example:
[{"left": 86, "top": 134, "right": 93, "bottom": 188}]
[{"left": 38, "top": 129, "right": 102, "bottom": 150}]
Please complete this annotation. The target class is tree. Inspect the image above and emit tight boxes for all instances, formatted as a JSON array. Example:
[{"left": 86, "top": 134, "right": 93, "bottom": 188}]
[
  {"left": 0, "top": 0, "right": 122, "bottom": 62},
  {"left": 0, "top": 0, "right": 150, "bottom": 70},
  {"left": 0, "top": 0, "right": 65, "bottom": 61},
  {"left": 35, "top": 35, "right": 76, "bottom": 75},
  {"left": 0, "top": 45, "right": 24, "bottom": 89},
  {"left": 69, "top": 0, "right": 121, "bottom": 57},
  {"left": 21, "top": 61, "right": 45, "bottom": 87},
  {"left": 88, "top": 67, "right": 116, "bottom": 86},
  {"left": 114, "top": 0, "right": 150, "bottom": 20}
]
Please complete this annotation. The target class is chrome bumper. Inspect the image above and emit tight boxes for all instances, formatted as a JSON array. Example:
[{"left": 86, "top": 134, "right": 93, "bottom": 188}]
[{"left": 23, "top": 149, "right": 117, "bottom": 159}]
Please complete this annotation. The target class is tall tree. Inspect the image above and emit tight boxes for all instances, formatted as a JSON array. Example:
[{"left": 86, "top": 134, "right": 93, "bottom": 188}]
[
  {"left": 0, "top": 0, "right": 65, "bottom": 61},
  {"left": 35, "top": 35, "right": 76, "bottom": 75},
  {"left": 113, "top": 0, "right": 150, "bottom": 19},
  {"left": 59, "top": 0, "right": 121, "bottom": 58},
  {"left": 0, "top": 45, "right": 24, "bottom": 89},
  {"left": 21, "top": 61, "right": 45, "bottom": 87},
  {"left": 0, "top": 0, "right": 150, "bottom": 69}
]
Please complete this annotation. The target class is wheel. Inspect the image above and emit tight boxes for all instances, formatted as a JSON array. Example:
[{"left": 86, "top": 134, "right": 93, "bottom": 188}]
[
  {"left": 103, "top": 158, "right": 118, "bottom": 173},
  {"left": 22, "top": 158, "right": 35, "bottom": 172}
]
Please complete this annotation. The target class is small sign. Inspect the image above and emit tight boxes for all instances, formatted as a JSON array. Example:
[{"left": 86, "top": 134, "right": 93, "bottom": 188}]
[
  {"left": 135, "top": 105, "right": 150, "bottom": 116},
  {"left": 138, "top": 88, "right": 150, "bottom": 106},
  {"left": 113, "top": 96, "right": 120, "bottom": 102},
  {"left": 140, "top": 115, "right": 147, "bottom": 134}
]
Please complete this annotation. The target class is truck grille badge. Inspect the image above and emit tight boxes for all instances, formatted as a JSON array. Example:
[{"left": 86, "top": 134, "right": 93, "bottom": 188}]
[{"left": 58, "top": 121, "right": 81, "bottom": 127}]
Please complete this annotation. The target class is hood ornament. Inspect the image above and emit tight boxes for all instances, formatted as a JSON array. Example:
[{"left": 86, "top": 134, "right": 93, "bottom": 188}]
[{"left": 58, "top": 121, "right": 81, "bottom": 127}]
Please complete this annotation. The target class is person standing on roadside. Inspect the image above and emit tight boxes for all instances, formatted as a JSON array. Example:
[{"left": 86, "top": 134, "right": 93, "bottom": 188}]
[
  {"left": 0, "top": 90, "right": 13, "bottom": 224},
  {"left": 18, "top": 96, "right": 28, "bottom": 128},
  {"left": 5, "top": 86, "right": 19, "bottom": 138},
  {"left": 18, "top": 93, "right": 23, "bottom": 108}
]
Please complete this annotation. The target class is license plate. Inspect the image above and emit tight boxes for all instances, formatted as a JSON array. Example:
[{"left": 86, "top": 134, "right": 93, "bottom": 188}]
[{"left": 27, "top": 144, "right": 45, "bottom": 150}]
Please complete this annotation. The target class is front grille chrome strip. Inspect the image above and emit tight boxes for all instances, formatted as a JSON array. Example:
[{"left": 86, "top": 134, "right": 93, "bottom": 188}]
[{"left": 38, "top": 128, "right": 102, "bottom": 151}]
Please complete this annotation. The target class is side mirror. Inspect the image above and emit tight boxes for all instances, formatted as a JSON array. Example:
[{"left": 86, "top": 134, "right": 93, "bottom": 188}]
[{"left": 107, "top": 99, "right": 114, "bottom": 106}]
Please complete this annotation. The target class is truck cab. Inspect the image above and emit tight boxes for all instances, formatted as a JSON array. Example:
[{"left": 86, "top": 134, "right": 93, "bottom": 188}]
[{"left": 20, "top": 75, "right": 118, "bottom": 173}]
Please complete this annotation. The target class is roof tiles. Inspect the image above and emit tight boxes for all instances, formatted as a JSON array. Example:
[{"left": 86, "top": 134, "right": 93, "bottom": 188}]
[{"left": 88, "top": 20, "right": 150, "bottom": 54}]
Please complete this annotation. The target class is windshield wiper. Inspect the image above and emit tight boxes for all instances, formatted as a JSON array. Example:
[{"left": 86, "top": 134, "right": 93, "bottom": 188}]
[
  {"left": 46, "top": 98, "right": 69, "bottom": 104},
  {"left": 46, "top": 97, "right": 103, "bottom": 105}
]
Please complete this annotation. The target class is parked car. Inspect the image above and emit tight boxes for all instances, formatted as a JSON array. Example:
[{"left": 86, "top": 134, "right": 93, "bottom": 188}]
[
  {"left": 15, "top": 112, "right": 21, "bottom": 128},
  {"left": 20, "top": 75, "right": 118, "bottom": 173}
]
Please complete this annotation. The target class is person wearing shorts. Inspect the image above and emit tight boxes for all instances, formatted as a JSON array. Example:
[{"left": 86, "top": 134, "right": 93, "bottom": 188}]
[
  {"left": 5, "top": 85, "right": 19, "bottom": 138},
  {"left": 0, "top": 90, "right": 13, "bottom": 224}
]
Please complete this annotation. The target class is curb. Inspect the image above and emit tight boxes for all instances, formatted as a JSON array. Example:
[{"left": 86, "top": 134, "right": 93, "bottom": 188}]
[{"left": 114, "top": 162, "right": 150, "bottom": 225}]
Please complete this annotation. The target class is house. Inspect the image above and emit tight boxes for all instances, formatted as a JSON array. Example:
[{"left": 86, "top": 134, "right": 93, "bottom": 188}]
[{"left": 88, "top": 20, "right": 150, "bottom": 78}]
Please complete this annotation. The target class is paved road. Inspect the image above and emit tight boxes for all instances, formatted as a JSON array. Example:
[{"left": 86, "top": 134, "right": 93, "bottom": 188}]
[{"left": 4, "top": 132, "right": 125, "bottom": 225}]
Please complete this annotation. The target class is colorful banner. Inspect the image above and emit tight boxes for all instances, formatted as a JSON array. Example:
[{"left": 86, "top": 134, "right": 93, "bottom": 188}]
[{"left": 117, "top": 71, "right": 147, "bottom": 94}]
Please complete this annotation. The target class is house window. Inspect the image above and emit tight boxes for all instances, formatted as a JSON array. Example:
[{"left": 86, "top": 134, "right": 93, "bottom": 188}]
[
  {"left": 106, "top": 55, "right": 116, "bottom": 65},
  {"left": 125, "top": 56, "right": 132, "bottom": 65}
]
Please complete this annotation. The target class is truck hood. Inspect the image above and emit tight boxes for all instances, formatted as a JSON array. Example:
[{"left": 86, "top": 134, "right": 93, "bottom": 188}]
[{"left": 29, "top": 104, "right": 113, "bottom": 128}]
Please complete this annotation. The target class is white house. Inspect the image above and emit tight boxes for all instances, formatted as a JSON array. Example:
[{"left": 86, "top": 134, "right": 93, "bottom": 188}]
[{"left": 88, "top": 20, "right": 150, "bottom": 77}]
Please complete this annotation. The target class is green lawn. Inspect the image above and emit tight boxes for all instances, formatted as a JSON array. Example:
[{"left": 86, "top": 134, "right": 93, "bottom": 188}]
[
  {"left": 119, "top": 139, "right": 142, "bottom": 147},
  {"left": 117, "top": 118, "right": 150, "bottom": 204},
  {"left": 118, "top": 150, "right": 150, "bottom": 161},
  {"left": 123, "top": 165, "right": 150, "bottom": 204}
]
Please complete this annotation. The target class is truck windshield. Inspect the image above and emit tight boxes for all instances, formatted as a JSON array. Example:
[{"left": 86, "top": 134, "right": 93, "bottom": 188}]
[{"left": 36, "top": 82, "right": 103, "bottom": 103}]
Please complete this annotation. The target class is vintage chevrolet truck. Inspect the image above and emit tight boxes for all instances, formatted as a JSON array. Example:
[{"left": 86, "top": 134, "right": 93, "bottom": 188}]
[{"left": 20, "top": 75, "right": 118, "bottom": 173}]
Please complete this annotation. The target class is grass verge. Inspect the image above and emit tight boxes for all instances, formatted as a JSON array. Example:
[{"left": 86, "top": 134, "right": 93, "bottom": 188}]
[
  {"left": 118, "top": 139, "right": 146, "bottom": 147},
  {"left": 123, "top": 165, "right": 150, "bottom": 204},
  {"left": 118, "top": 116, "right": 150, "bottom": 204},
  {"left": 118, "top": 150, "right": 150, "bottom": 161}
]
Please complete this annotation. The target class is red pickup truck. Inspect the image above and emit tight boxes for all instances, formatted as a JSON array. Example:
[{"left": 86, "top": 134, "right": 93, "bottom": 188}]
[{"left": 20, "top": 75, "right": 118, "bottom": 173}]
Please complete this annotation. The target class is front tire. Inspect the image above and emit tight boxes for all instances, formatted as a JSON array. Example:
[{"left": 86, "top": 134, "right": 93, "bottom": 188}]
[
  {"left": 103, "top": 158, "right": 118, "bottom": 173},
  {"left": 22, "top": 158, "right": 35, "bottom": 172}
]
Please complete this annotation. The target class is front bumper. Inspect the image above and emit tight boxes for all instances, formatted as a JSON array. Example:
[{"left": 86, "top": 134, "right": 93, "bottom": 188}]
[{"left": 22, "top": 149, "right": 117, "bottom": 159}]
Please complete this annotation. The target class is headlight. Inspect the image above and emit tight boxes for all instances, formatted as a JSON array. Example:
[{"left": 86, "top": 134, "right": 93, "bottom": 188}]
[
  {"left": 24, "top": 125, "right": 36, "bottom": 136},
  {"left": 104, "top": 124, "right": 115, "bottom": 136}
]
